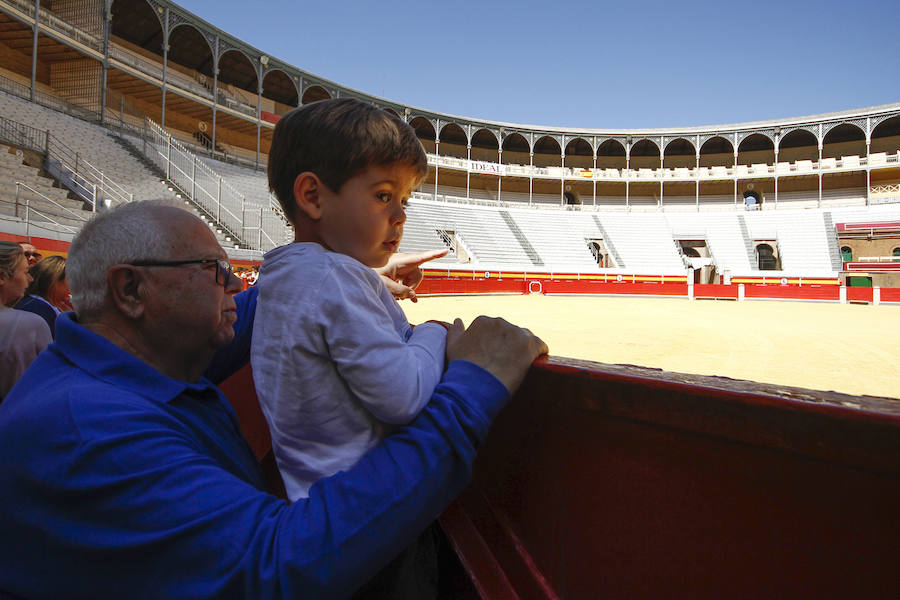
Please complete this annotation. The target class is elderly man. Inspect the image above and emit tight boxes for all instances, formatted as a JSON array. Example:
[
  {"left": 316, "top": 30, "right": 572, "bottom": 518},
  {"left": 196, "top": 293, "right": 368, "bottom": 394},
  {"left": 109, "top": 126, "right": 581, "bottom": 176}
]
[{"left": 0, "top": 200, "right": 547, "bottom": 599}]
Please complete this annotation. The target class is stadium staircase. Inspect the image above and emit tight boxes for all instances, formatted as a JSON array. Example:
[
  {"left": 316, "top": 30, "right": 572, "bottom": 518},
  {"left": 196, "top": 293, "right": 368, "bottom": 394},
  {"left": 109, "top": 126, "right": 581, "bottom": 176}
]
[
  {"left": 591, "top": 215, "right": 625, "bottom": 268},
  {"left": 498, "top": 210, "right": 544, "bottom": 267}
]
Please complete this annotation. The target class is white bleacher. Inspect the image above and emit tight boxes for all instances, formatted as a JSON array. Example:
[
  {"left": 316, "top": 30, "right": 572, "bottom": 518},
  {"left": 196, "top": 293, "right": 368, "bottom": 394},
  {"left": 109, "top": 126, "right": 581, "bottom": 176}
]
[
  {"left": 0, "top": 144, "right": 87, "bottom": 232},
  {"left": 665, "top": 212, "right": 754, "bottom": 273},
  {"left": 505, "top": 209, "right": 601, "bottom": 272},
  {"left": 0, "top": 91, "right": 169, "bottom": 203},
  {"left": 198, "top": 156, "right": 270, "bottom": 206},
  {"left": 404, "top": 198, "right": 535, "bottom": 268},
  {"left": 594, "top": 213, "right": 684, "bottom": 274}
]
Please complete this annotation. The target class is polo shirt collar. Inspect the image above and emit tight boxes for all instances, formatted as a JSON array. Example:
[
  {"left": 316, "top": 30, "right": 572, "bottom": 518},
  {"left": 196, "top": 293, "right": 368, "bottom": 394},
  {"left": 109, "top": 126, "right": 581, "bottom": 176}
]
[{"left": 54, "top": 312, "right": 217, "bottom": 404}]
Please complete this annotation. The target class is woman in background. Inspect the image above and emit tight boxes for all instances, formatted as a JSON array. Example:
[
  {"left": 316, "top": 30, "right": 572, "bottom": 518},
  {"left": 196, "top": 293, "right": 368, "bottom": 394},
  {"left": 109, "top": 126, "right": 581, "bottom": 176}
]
[
  {"left": 0, "top": 241, "right": 51, "bottom": 401},
  {"left": 16, "top": 255, "right": 71, "bottom": 337}
]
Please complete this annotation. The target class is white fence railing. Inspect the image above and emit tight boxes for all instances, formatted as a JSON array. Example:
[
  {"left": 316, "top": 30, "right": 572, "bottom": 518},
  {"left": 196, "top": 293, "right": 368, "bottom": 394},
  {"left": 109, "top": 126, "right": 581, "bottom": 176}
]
[
  {"left": 143, "top": 118, "right": 290, "bottom": 251},
  {"left": 8, "top": 181, "right": 90, "bottom": 236}
]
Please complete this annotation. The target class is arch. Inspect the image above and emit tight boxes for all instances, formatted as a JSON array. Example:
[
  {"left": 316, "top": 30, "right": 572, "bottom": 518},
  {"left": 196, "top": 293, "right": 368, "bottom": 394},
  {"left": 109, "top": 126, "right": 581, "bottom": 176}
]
[
  {"left": 439, "top": 123, "right": 468, "bottom": 159},
  {"left": 471, "top": 128, "right": 499, "bottom": 150},
  {"left": 564, "top": 137, "right": 593, "bottom": 169},
  {"left": 840, "top": 246, "right": 852, "bottom": 262},
  {"left": 756, "top": 243, "right": 778, "bottom": 270},
  {"left": 111, "top": 0, "right": 164, "bottom": 58},
  {"left": 501, "top": 132, "right": 529, "bottom": 165},
  {"left": 663, "top": 137, "right": 695, "bottom": 169},
  {"left": 218, "top": 48, "right": 259, "bottom": 95},
  {"left": 533, "top": 135, "right": 561, "bottom": 168},
  {"left": 893, "top": 247, "right": 900, "bottom": 262},
  {"left": 737, "top": 133, "right": 774, "bottom": 166},
  {"left": 822, "top": 123, "right": 865, "bottom": 159},
  {"left": 664, "top": 137, "right": 695, "bottom": 155},
  {"left": 596, "top": 138, "right": 626, "bottom": 169},
  {"left": 471, "top": 128, "right": 499, "bottom": 162},
  {"left": 871, "top": 115, "right": 900, "bottom": 154},
  {"left": 301, "top": 85, "right": 331, "bottom": 105},
  {"left": 630, "top": 138, "right": 661, "bottom": 169},
  {"left": 167, "top": 23, "right": 214, "bottom": 77},
  {"left": 410, "top": 116, "right": 436, "bottom": 153},
  {"left": 382, "top": 107, "right": 401, "bottom": 118},
  {"left": 683, "top": 247, "right": 701, "bottom": 258},
  {"left": 778, "top": 129, "right": 818, "bottom": 163},
  {"left": 261, "top": 69, "right": 299, "bottom": 110},
  {"left": 631, "top": 138, "right": 660, "bottom": 156}
]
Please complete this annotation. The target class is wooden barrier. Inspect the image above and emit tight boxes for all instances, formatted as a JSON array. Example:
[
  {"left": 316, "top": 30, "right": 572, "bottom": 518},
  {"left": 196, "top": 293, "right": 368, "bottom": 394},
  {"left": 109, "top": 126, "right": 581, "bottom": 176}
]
[
  {"left": 441, "top": 358, "right": 900, "bottom": 599},
  {"left": 222, "top": 359, "right": 900, "bottom": 599}
]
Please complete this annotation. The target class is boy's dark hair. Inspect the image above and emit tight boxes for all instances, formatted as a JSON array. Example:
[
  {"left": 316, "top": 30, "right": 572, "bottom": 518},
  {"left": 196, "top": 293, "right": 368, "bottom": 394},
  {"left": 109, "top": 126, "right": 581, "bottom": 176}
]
[{"left": 268, "top": 98, "right": 427, "bottom": 224}]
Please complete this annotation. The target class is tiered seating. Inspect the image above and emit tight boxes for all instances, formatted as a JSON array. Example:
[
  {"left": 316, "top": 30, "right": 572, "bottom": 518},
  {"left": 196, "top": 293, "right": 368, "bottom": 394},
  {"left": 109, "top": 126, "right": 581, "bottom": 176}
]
[
  {"left": 0, "top": 144, "right": 87, "bottom": 233},
  {"left": 0, "top": 91, "right": 169, "bottom": 203},
  {"left": 592, "top": 213, "right": 683, "bottom": 274},
  {"left": 399, "top": 203, "right": 457, "bottom": 263},
  {"left": 505, "top": 209, "right": 601, "bottom": 272},
  {"left": 405, "top": 199, "right": 536, "bottom": 267},
  {"left": 198, "top": 157, "right": 270, "bottom": 206},
  {"left": 666, "top": 212, "right": 754, "bottom": 273}
]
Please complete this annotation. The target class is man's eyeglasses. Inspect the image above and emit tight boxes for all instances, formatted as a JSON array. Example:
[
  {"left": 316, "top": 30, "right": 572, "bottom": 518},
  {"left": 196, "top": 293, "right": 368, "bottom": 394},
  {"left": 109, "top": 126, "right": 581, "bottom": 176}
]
[
  {"left": 23, "top": 252, "right": 41, "bottom": 259},
  {"left": 129, "top": 258, "right": 235, "bottom": 287}
]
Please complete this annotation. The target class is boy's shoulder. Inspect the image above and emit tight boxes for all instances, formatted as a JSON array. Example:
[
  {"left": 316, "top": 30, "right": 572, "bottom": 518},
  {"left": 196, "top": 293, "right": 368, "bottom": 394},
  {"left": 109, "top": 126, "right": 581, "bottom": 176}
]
[{"left": 260, "top": 242, "right": 382, "bottom": 292}]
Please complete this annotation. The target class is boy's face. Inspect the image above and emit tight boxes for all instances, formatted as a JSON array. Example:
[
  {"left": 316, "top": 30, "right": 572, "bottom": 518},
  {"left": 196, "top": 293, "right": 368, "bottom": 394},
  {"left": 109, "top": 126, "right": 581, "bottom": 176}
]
[{"left": 316, "top": 163, "right": 417, "bottom": 268}]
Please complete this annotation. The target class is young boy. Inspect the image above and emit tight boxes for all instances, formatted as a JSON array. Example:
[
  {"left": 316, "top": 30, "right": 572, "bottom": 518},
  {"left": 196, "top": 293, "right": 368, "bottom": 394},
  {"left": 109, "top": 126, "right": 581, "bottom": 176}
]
[{"left": 252, "top": 98, "right": 448, "bottom": 502}]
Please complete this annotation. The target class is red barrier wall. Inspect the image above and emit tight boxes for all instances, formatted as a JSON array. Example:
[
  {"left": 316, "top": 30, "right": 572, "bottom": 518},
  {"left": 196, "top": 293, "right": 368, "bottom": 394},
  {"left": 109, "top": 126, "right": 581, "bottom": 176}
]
[
  {"left": 441, "top": 359, "right": 900, "bottom": 599},
  {"left": 416, "top": 278, "right": 527, "bottom": 295},
  {"left": 848, "top": 287, "right": 874, "bottom": 303},
  {"left": 694, "top": 283, "right": 738, "bottom": 299},
  {"left": 744, "top": 284, "right": 840, "bottom": 301},
  {"left": 541, "top": 280, "right": 688, "bottom": 296},
  {"left": 881, "top": 288, "right": 900, "bottom": 302}
]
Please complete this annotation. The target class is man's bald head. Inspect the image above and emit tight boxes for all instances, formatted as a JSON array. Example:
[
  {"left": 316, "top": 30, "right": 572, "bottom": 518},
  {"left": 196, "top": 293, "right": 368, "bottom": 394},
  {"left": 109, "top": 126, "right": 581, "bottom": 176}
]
[{"left": 68, "top": 201, "right": 201, "bottom": 320}]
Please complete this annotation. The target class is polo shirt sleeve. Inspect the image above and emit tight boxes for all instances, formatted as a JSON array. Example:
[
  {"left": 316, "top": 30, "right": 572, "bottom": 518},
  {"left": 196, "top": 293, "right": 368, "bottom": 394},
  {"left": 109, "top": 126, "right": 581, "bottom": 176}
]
[{"left": 0, "top": 359, "right": 508, "bottom": 599}]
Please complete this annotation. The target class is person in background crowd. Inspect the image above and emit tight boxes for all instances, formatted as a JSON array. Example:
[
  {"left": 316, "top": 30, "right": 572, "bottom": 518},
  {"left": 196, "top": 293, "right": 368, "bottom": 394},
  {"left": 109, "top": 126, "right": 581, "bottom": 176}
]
[
  {"left": 18, "top": 242, "right": 41, "bottom": 267},
  {"left": 0, "top": 241, "right": 51, "bottom": 401},
  {"left": 15, "top": 255, "right": 72, "bottom": 337}
]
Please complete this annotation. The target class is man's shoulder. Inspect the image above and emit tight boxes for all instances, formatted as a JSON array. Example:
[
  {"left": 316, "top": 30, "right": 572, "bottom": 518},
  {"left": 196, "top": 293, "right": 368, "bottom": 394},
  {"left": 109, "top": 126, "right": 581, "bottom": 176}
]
[{"left": 2, "top": 307, "right": 50, "bottom": 336}]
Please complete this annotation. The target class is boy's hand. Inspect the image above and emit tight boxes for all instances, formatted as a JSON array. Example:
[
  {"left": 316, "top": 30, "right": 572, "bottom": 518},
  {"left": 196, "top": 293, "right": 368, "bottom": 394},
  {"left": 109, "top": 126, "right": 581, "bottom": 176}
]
[
  {"left": 377, "top": 248, "right": 448, "bottom": 302},
  {"left": 445, "top": 317, "right": 548, "bottom": 395}
]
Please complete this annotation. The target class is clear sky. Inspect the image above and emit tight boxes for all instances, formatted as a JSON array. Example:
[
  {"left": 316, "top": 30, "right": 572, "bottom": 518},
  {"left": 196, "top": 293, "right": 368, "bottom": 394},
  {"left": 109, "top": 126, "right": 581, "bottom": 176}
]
[{"left": 175, "top": 0, "right": 899, "bottom": 130}]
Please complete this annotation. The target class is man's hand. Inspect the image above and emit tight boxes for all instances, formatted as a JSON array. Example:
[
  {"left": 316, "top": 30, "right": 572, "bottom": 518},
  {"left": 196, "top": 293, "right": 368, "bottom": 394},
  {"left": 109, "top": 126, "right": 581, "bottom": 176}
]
[
  {"left": 377, "top": 249, "right": 448, "bottom": 302},
  {"left": 445, "top": 316, "right": 548, "bottom": 395}
]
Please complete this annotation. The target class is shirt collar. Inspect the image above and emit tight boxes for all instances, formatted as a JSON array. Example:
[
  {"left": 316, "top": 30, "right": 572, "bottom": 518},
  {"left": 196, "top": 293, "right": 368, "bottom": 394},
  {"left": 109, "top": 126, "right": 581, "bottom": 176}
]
[{"left": 54, "top": 312, "right": 218, "bottom": 404}]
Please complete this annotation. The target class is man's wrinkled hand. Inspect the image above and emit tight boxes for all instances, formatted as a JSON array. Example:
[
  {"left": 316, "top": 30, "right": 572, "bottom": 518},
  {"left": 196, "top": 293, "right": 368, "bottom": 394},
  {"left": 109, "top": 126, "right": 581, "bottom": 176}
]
[{"left": 446, "top": 316, "right": 548, "bottom": 394}]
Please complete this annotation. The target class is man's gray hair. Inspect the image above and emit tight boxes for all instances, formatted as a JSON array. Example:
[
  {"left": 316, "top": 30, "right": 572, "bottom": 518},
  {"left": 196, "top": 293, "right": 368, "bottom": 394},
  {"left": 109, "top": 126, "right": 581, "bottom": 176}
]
[{"left": 67, "top": 200, "right": 189, "bottom": 318}]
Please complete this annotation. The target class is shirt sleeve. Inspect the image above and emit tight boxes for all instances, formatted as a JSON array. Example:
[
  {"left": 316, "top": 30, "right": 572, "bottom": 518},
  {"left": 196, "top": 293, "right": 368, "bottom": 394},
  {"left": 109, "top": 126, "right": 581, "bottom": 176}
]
[
  {"left": 0, "top": 360, "right": 508, "bottom": 599},
  {"left": 321, "top": 263, "right": 446, "bottom": 425},
  {"left": 204, "top": 286, "right": 258, "bottom": 384}
]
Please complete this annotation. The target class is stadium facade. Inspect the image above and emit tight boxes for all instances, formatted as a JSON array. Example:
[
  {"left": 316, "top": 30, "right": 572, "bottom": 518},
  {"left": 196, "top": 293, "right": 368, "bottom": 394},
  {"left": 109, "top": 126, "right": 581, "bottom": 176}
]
[{"left": 1, "top": 0, "right": 899, "bottom": 296}]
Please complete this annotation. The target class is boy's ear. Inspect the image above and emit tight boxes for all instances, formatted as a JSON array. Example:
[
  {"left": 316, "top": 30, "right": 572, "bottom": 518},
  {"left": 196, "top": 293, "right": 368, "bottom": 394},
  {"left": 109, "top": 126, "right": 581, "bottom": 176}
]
[{"left": 293, "top": 172, "right": 324, "bottom": 220}]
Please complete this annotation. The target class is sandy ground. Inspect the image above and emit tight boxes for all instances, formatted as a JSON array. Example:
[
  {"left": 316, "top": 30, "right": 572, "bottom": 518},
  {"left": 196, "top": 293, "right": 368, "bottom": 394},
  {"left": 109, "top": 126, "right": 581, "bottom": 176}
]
[{"left": 402, "top": 294, "right": 900, "bottom": 400}]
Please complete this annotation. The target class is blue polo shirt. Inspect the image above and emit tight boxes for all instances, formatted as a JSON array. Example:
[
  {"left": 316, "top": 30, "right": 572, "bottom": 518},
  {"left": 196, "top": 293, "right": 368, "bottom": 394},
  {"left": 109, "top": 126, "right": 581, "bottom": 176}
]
[{"left": 0, "top": 288, "right": 509, "bottom": 599}]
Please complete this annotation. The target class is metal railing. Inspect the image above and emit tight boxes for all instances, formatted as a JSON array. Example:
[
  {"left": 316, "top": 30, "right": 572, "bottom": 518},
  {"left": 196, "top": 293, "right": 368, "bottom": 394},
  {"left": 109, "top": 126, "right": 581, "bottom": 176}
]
[
  {"left": 3, "top": 0, "right": 102, "bottom": 52},
  {"left": 143, "top": 117, "right": 290, "bottom": 251},
  {"left": 9, "top": 181, "right": 89, "bottom": 236}
]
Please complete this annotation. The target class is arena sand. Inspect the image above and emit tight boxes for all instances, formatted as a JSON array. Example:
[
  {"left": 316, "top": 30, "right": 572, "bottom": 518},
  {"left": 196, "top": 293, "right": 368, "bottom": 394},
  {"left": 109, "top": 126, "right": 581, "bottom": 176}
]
[{"left": 402, "top": 295, "right": 900, "bottom": 400}]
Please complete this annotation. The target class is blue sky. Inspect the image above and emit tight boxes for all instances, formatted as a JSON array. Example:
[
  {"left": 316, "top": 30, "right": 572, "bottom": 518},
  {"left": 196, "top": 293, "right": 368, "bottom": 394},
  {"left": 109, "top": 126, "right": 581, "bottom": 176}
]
[{"left": 175, "top": 0, "right": 899, "bottom": 129}]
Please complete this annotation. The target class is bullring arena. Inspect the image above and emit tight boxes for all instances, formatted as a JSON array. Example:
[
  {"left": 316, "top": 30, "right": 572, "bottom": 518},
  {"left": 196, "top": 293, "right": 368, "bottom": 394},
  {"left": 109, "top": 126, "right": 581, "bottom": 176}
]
[{"left": 1, "top": 0, "right": 900, "bottom": 597}]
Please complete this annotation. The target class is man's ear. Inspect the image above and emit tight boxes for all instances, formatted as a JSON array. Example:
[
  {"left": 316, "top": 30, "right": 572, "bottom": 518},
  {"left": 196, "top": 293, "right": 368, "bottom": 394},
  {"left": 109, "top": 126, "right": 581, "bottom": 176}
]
[
  {"left": 106, "top": 265, "right": 146, "bottom": 319},
  {"left": 293, "top": 172, "right": 325, "bottom": 220}
]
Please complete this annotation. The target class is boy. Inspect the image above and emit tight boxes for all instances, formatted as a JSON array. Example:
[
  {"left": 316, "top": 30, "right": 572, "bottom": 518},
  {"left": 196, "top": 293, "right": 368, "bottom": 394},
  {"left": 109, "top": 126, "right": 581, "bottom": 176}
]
[{"left": 252, "top": 98, "right": 448, "bottom": 502}]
